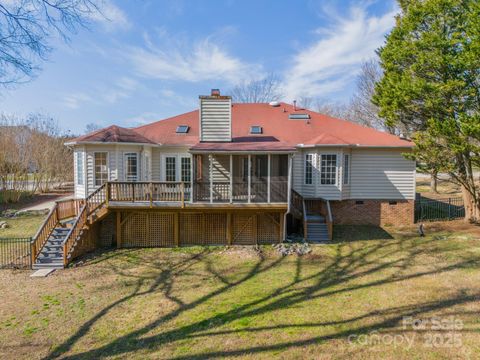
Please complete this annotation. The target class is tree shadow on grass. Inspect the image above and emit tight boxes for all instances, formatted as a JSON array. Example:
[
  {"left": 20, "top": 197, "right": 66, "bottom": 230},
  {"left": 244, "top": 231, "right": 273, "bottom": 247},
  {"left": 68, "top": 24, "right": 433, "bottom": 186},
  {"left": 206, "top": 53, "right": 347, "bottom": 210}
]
[{"left": 44, "top": 236, "right": 480, "bottom": 360}]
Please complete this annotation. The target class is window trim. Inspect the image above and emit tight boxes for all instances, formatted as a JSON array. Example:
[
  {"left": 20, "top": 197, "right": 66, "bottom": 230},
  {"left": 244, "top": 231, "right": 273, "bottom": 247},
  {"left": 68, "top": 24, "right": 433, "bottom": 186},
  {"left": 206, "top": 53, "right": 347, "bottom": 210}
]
[
  {"left": 93, "top": 151, "right": 109, "bottom": 187},
  {"left": 76, "top": 151, "right": 84, "bottom": 186},
  {"left": 124, "top": 152, "right": 139, "bottom": 182},
  {"left": 162, "top": 154, "right": 192, "bottom": 182},
  {"left": 304, "top": 153, "right": 314, "bottom": 185},
  {"left": 343, "top": 154, "right": 350, "bottom": 185},
  {"left": 320, "top": 153, "right": 337, "bottom": 186},
  {"left": 180, "top": 156, "right": 191, "bottom": 183}
]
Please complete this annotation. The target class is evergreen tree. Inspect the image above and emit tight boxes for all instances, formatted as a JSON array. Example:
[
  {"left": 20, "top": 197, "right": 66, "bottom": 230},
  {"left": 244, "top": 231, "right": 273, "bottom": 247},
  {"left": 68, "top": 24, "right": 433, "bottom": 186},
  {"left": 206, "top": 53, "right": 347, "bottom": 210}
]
[{"left": 373, "top": 0, "right": 480, "bottom": 221}]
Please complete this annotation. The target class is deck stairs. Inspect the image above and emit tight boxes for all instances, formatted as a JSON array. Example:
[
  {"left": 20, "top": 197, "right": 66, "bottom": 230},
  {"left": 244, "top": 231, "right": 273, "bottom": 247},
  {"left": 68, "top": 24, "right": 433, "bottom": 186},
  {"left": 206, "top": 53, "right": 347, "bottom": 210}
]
[
  {"left": 32, "top": 186, "right": 109, "bottom": 270},
  {"left": 305, "top": 212, "right": 329, "bottom": 243}
]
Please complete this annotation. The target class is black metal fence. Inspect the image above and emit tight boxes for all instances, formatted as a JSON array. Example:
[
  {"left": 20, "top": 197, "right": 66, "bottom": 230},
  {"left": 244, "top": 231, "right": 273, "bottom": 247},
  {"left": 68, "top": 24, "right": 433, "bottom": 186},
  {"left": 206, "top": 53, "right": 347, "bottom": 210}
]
[
  {"left": 415, "top": 196, "right": 465, "bottom": 222},
  {"left": 0, "top": 237, "right": 32, "bottom": 269}
]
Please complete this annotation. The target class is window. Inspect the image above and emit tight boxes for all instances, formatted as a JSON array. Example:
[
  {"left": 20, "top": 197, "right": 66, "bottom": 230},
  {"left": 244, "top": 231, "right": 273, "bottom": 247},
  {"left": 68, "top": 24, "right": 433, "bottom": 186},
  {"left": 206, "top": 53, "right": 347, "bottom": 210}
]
[
  {"left": 176, "top": 125, "right": 189, "bottom": 134},
  {"left": 181, "top": 157, "right": 191, "bottom": 182},
  {"left": 165, "top": 156, "right": 176, "bottom": 182},
  {"left": 343, "top": 154, "right": 350, "bottom": 185},
  {"left": 304, "top": 154, "right": 313, "bottom": 185},
  {"left": 76, "top": 152, "right": 84, "bottom": 186},
  {"left": 125, "top": 153, "right": 138, "bottom": 182},
  {"left": 250, "top": 126, "right": 262, "bottom": 134},
  {"left": 94, "top": 152, "right": 108, "bottom": 186},
  {"left": 320, "top": 154, "right": 337, "bottom": 185}
]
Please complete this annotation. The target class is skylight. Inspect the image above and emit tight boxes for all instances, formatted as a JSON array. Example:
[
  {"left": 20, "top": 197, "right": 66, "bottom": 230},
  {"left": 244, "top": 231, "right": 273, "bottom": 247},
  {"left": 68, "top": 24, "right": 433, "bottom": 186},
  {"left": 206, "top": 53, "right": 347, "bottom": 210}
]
[
  {"left": 176, "top": 125, "right": 189, "bottom": 134},
  {"left": 289, "top": 114, "right": 310, "bottom": 120},
  {"left": 250, "top": 126, "right": 262, "bottom": 134}
]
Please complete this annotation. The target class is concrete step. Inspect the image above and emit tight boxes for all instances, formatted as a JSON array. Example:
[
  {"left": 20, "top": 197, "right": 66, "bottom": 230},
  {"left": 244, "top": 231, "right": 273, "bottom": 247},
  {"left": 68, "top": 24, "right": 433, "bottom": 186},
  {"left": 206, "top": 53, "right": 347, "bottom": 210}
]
[{"left": 32, "top": 263, "right": 64, "bottom": 270}]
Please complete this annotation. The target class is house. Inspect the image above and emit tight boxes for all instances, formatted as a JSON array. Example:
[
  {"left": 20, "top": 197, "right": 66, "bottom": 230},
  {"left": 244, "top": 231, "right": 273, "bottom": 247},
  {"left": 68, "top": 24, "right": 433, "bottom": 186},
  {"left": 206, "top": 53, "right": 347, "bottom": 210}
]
[{"left": 31, "top": 89, "right": 415, "bottom": 269}]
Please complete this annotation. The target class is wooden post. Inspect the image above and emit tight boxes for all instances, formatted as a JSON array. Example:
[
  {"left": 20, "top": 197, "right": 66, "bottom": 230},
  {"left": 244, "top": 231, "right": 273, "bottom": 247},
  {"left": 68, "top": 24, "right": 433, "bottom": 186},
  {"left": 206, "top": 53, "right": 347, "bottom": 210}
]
[
  {"left": 132, "top": 183, "right": 135, "bottom": 203},
  {"left": 149, "top": 182, "right": 153, "bottom": 208},
  {"left": 252, "top": 213, "right": 258, "bottom": 244},
  {"left": 287, "top": 154, "right": 293, "bottom": 212},
  {"left": 279, "top": 212, "right": 285, "bottom": 243},
  {"left": 116, "top": 211, "right": 121, "bottom": 248},
  {"left": 146, "top": 212, "right": 150, "bottom": 243},
  {"left": 226, "top": 212, "right": 232, "bottom": 245},
  {"left": 174, "top": 212, "right": 179, "bottom": 247},
  {"left": 105, "top": 182, "right": 110, "bottom": 207},
  {"left": 181, "top": 182, "right": 185, "bottom": 208}
]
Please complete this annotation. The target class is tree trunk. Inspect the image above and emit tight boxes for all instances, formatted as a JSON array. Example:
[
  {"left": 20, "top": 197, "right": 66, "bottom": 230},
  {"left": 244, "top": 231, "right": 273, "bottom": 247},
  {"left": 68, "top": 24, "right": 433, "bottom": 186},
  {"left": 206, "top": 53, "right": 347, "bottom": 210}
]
[
  {"left": 461, "top": 185, "right": 480, "bottom": 222},
  {"left": 430, "top": 172, "right": 438, "bottom": 193}
]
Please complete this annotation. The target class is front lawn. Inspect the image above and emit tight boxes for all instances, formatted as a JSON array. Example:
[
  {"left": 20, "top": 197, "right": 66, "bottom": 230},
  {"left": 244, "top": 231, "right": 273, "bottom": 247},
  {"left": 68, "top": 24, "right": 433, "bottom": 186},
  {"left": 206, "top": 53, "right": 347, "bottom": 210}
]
[{"left": 0, "top": 223, "right": 479, "bottom": 359}]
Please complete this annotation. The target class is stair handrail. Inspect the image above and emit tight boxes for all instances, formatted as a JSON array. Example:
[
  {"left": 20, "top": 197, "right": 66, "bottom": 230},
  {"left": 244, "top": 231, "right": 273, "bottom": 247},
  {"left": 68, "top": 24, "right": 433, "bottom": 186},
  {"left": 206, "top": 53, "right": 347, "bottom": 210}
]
[
  {"left": 325, "top": 199, "right": 333, "bottom": 241},
  {"left": 62, "top": 204, "right": 88, "bottom": 267},
  {"left": 302, "top": 199, "right": 308, "bottom": 241},
  {"left": 85, "top": 183, "right": 107, "bottom": 216},
  {"left": 31, "top": 204, "right": 59, "bottom": 263}
]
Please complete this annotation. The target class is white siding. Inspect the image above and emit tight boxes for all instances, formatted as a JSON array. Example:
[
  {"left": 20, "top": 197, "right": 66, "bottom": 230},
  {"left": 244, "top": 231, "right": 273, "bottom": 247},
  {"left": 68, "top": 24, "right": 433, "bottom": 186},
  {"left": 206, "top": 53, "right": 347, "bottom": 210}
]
[
  {"left": 200, "top": 98, "right": 231, "bottom": 142},
  {"left": 349, "top": 149, "right": 415, "bottom": 200},
  {"left": 291, "top": 148, "right": 342, "bottom": 200}
]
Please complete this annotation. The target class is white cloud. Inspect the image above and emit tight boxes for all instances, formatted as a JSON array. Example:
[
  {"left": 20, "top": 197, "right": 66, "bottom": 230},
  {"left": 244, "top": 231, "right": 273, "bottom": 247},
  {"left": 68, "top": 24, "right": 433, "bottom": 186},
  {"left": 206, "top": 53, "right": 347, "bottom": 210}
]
[
  {"left": 127, "top": 32, "right": 262, "bottom": 85},
  {"left": 88, "top": 0, "right": 131, "bottom": 31},
  {"left": 283, "top": 4, "right": 397, "bottom": 100},
  {"left": 63, "top": 93, "right": 93, "bottom": 109}
]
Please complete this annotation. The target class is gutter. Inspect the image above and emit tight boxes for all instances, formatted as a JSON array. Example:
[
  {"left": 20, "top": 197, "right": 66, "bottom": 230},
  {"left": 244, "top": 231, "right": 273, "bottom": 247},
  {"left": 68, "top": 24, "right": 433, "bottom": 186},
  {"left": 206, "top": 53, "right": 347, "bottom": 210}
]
[{"left": 64, "top": 141, "right": 161, "bottom": 147}]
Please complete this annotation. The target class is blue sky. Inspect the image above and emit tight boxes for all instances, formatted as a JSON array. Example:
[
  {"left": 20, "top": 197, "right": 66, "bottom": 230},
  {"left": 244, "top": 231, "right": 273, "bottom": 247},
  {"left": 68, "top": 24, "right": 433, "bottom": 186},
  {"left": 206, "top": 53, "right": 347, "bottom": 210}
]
[{"left": 0, "top": 0, "right": 398, "bottom": 134}]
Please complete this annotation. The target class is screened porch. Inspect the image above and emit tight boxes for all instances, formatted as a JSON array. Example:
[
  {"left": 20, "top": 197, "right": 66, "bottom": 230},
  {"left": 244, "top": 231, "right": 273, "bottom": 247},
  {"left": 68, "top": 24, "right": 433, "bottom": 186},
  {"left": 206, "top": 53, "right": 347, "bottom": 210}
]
[{"left": 192, "top": 153, "right": 290, "bottom": 204}]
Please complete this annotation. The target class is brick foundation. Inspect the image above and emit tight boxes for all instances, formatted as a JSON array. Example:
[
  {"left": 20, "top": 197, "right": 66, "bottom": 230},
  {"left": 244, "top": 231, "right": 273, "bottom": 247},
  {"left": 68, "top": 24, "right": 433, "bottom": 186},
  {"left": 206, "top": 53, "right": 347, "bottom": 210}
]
[{"left": 330, "top": 199, "right": 414, "bottom": 227}]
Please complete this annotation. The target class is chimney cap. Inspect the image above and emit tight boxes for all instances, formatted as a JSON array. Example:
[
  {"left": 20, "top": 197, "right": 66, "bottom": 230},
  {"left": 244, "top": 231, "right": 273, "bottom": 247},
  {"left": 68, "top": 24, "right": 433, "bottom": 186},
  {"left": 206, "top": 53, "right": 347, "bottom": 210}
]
[
  {"left": 211, "top": 89, "right": 220, "bottom": 96},
  {"left": 199, "top": 89, "right": 231, "bottom": 100}
]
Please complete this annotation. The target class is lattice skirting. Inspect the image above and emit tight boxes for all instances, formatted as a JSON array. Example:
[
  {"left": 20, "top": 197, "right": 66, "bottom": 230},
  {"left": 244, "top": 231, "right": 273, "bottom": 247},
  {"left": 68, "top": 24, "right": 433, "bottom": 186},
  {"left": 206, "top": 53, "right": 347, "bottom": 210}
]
[{"left": 117, "top": 210, "right": 284, "bottom": 247}]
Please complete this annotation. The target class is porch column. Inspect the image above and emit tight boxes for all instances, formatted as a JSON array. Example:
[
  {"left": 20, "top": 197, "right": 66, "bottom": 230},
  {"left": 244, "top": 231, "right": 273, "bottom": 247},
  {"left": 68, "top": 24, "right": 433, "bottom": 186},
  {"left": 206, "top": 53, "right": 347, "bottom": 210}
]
[
  {"left": 287, "top": 154, "right": 293, "bottom": 212},
  {"left": 229, "top": 154, "right": 233, "bottom": 203},
  {"left": 247, "top": 154, "right": 251, "bottom": 203},
  {"left": 267, "top": 153, "right": 271, "bottom": 203},
  {"left": 190, "top": 155, "right": 194, "bottom": 203},
  {"left": 209, "top": 154, "right": 213, "bottom": 204}
]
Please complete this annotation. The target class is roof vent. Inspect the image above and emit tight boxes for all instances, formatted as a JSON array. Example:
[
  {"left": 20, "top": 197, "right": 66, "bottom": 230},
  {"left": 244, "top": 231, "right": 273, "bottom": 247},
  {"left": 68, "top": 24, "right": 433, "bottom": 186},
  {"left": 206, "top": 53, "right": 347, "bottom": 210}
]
[
  {"left": 269, "top": 101, "right": 280, "bottom": 107},
  {"left": 289, "top": 113, "right": 310, "bottom": 120}
]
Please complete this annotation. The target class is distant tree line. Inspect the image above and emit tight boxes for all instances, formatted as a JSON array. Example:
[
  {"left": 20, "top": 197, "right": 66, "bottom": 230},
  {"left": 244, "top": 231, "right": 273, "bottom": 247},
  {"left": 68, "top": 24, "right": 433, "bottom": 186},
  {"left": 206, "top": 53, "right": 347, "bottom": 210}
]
[{"left": 0, "top": 114, "right": 73, "bottom": 203}]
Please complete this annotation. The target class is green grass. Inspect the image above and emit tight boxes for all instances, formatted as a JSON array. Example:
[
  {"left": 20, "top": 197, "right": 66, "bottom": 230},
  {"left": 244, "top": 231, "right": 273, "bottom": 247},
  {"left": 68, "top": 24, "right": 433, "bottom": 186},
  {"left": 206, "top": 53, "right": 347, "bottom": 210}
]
[
  {"left": 0, "top": 224, "right": 479, "bottom": 359},
  {"left": 0, "top": 214, "right": 45, "bottom": 238}
]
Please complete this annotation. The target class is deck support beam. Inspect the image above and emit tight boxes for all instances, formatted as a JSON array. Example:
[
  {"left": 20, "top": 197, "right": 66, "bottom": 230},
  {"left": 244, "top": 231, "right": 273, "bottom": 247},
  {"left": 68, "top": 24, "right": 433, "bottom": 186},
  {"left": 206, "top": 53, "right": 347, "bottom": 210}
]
[{"left": 116, "top": 211, "right": 121, "bottom": 248}]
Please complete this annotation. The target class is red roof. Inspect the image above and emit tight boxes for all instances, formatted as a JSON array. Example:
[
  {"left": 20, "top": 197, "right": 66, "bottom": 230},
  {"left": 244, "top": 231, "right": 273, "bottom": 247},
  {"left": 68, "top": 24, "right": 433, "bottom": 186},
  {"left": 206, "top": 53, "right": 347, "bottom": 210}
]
[
  {"left": 74, "top": 103, "right": 413, "bottom": 150},
  {"left": 72, "top": 125, "right": 156, "bottom": 144}
]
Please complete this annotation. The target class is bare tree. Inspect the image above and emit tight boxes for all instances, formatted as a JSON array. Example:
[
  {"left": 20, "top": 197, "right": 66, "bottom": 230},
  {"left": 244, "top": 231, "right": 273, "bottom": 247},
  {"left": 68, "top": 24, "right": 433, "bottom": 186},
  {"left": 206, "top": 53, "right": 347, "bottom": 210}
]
[
  {"left": 230, "top": 74, "right": 283, "bottom": 103},
  {"left": 297, "top": 97, "right": 350, "bottom": 119},
  {"left": 85, "top": 122, "right": 101, "bottom": 133},
  {"left": 0, "top": 113, "right": 73, "bottom": 202},
  {"left": 0, "top": 0, "right": 101, "bottom": 87},
  {"left": 348, "top": 60, "right": 388, "bottom": 131}
]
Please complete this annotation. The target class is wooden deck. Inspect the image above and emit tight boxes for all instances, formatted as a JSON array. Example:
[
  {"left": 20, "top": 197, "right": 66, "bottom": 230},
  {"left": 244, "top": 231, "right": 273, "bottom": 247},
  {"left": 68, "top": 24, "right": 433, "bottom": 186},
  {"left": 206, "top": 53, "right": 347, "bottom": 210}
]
[{"left": 107, "top": 201, "right": 288, "bottom": 210}]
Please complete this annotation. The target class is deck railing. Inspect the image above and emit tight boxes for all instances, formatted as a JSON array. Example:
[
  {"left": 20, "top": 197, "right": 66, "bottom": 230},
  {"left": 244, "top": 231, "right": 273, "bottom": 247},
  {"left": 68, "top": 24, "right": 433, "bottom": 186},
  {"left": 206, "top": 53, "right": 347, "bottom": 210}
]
[
  {"left": 109, "top": 182, "right": 189, "bottom": 206},
  {"left": 63, "top": 205, "right": 88, "bottom": 266}
]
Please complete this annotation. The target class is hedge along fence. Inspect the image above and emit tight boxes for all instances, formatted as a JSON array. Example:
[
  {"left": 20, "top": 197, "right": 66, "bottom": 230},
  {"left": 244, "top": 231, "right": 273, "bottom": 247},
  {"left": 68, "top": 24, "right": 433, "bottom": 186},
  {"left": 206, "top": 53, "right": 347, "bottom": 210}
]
[
  {"left": 0, "top": 237, "right": 32, "bottom": 269},
  {"left": 415, "top": 196, "right": 465, "bottom": 223}
]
